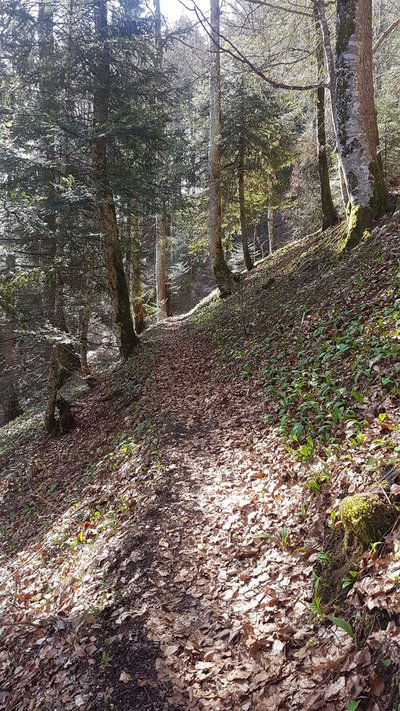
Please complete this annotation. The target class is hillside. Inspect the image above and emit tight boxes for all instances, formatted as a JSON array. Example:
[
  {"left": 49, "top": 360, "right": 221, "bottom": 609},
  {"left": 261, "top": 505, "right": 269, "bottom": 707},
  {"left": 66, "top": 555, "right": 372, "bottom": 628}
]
[{"left": 1, "top": 213, "right": 399, "bottom": 711}]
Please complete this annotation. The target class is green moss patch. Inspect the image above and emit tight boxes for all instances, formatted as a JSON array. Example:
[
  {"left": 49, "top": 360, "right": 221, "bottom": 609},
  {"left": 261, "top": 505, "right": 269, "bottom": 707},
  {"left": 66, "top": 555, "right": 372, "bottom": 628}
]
[{"left": 340, "top": 493, "right": 397, "bottom": 549}]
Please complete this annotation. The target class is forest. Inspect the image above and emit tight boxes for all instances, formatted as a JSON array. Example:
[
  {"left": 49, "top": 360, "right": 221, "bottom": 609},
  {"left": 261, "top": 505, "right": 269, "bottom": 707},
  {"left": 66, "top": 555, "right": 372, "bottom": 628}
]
[{"left": 0, "top": 0, "right": 399, "bottom": 709}]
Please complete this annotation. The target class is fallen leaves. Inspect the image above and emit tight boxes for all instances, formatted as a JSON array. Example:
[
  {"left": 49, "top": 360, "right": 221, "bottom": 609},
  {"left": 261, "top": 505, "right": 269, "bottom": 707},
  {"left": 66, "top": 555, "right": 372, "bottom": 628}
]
[{"left": 1, "top": 222, "right": 400, "bottom": 709}]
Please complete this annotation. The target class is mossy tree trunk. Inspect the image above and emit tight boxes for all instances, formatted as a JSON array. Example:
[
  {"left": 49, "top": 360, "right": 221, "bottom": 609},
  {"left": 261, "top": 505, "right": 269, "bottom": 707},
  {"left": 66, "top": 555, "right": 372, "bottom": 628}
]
[
  {"left": 92, "top": 0, "right": 138, "bottom": 359},
  {"left": 336, "top": 0, "right": 389, "bottom": 248},
  {"left": 209, "top": 0, "right": 234, "bottom": 296},
  {"left": 314, "top": 5, "right": 339, "bottom": 230}
]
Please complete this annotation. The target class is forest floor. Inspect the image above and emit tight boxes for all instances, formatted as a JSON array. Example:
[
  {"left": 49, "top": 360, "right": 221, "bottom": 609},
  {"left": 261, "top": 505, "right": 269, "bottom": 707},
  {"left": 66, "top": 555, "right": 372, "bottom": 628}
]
[{"left": 1, "top": 213, "right": 400, "bottom": 711}]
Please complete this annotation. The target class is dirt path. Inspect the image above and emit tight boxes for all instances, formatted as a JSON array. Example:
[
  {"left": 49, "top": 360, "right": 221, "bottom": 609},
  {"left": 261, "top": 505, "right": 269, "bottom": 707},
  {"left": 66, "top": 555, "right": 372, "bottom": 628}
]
[
  {"left": 2, "top": 223, "right": 399, "bottom": 711},
  {"left": 96, "top": 320, "right": 323, "bottom": 710}
]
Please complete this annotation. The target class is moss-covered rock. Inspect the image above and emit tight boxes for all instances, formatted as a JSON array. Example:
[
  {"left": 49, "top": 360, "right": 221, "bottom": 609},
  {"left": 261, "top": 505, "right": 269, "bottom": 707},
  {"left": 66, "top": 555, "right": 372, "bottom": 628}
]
[{"left": 340, "top": 494, "right": 397, "bottom": 549}]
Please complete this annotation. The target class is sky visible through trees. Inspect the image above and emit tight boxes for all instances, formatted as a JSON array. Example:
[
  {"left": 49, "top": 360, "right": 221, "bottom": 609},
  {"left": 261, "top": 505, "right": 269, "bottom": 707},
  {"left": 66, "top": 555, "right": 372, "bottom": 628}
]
[{"left": 161, "top": 0, "right": 209, "bottom": 22}]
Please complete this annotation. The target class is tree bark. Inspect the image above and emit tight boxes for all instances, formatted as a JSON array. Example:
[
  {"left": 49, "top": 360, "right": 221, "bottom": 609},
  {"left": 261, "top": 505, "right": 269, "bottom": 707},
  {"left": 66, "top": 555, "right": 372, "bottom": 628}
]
[
  {"left": 153, "top": 0, "right": 172, "bottom": 320},
  {"left": 2, "top": 255, "right": 23, "bottom": 424},
  {"left": 254, "top": 225, "right": 264, "bottom": 258},
  {"left": 314, "top": 0, "right": 348, "bottom": 209},
  {"left": 80, "top": 244, "right": 95, "bottom": 375},
  {"left": 209, "top": 0, "right": 233, "bottom": 296},
  {"left": 238, "top": 140, "right": 254, "bottom": 271},
  {"left": 155, "top": 208, "right": 170, "bottom": 320},
  {"left": 132, "top": 216, "right": 146, "bottom": 334},
  {"left": 268, "top": 208, "right": 275, "bottom": 256},
  {"left": 44, "top": 345, "right": 60, "bottom": 435},
  {"left": 38, "top": 0, "right": 57, "bottom": 322},
  {"left": 38, "top": 1, "right": 78, "bottom": 430},
  {"left": 314, "top": 5, "right": 338, "bottom": 230},
  {"left": 335, "top": 0, "right": 388, "bottom": 248},
  {"left": 92, "top": 0, "right": 138, "bottom": 358}
]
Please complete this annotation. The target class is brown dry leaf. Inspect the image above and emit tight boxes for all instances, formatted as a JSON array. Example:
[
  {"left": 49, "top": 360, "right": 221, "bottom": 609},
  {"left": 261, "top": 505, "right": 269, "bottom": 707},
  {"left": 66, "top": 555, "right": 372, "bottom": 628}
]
[
  {"left": 119, "top": 670, "right": 132, "bottom": 683},
  {"left": 371, "top": 674, "right": 385, "bottom": 696}
]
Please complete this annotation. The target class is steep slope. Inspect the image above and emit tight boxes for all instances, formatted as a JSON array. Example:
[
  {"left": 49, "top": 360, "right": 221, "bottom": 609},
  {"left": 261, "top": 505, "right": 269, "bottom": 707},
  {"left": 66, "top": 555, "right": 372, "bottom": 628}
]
[{"left": 0, "top": 212, "right": 399, "bottom": 711}]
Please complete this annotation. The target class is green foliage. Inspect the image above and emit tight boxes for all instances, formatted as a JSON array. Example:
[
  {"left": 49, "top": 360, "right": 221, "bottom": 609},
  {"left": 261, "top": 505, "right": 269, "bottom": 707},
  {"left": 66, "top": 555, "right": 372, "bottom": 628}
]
[
  {"left": 221, "top": 70, "right": 296, "bottom": 234},
  {"left": 347, "top": 701, "right": 361, "bottom": 711},
  {"left": 328, "top": 616, "right": 354, "bottom": 637},
  {"left": 262, "top": 297, "right": 399, "bottom": 458},
  {"left": 342, "top": 570, "right": 358, "bottom": 590},
  {"left": 315, "top": 551, "right": 330, "bottom": 564},
  {"left": 280, "top": 527, "right": 289, "bottom": 548}
]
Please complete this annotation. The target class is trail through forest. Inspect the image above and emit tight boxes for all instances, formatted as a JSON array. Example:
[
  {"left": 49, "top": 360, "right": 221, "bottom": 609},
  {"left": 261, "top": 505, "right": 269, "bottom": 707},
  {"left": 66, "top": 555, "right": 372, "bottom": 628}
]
[{"left": 1, "top": 218, "right": 400, "bottom": 710}]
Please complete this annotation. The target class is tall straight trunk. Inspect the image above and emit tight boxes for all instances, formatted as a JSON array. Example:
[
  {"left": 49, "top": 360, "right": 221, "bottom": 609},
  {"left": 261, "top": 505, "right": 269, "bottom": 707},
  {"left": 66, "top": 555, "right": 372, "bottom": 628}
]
[
  {"left": 132, "top": 216, "right": 146, "bottom": 334},
  {"left": 314, "top": 0, "right": 348, "bottom": 209},
  {"left": 154, "top": 0, "right": 171, "bottom": 319},
  {"left": 2, "top": 255, "right": 23, "bottom": 424},
  {"left": 336, "top": 0, "right": 388, "bottom": 248},
  {"left": 44, "top": 243, "right": 77, "bottom": 434},
  {"left": 38, "top": 2, "right": 77, "bottom": 431},
  {"left": 238, "top": 140, "right": 254, "bottom": 271},
  {"left": 268, "top": 208, "right": 275, "bottom": 256},
  {"left": 314, "top": 6, "right": 338, "bottom": 230},
  {"left": 44, "top": 345, "right": 59, "bottom": 435},
  {"left": 155, "top": 208, "right": 170, "bottom": 320},
  {"left": 80, "top": 243, "right": 95, "bottom": 375},
  {"left": 254, "top": 225, "right": 264, "bottom": 258},
  {"left": 38, "top": 0, "right": 57, "bottom": 322},
  {"left": 209, "top": 0, "right": 233, "bottom": 296},
  {"left": 92, "top": 0, "right": 138, "bottom": 358}
]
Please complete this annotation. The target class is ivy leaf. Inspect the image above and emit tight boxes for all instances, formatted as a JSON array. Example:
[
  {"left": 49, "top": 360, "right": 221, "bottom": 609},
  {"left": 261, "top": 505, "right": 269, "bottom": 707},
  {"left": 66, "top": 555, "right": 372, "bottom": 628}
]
[{"left": 347, "top": 701, "right": 361, "bottom": 711}]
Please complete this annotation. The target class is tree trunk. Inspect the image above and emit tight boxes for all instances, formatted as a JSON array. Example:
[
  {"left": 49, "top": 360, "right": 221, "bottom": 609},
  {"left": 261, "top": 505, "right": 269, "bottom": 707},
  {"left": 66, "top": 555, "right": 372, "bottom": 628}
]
[
  {"left": 209, "top": 0, "right": 233, "bottom": 296},
  {"left": 92, "top": 0, "right": 138, "bottom": 358},
  {"left": 80, "top": 244, "right": 95, "bottom": 375},
  {"left": 314, "top": 6, "right": 338, "bottom": 230},
  {"left": 238, "top": 141, "right": 254, "bottom": 271},
  {"left": 2, "top": 255, "right": 23, "bottom": 424},
  {"left": 132, "top": 216, "right": 146, "bottom": 334},
  {"left": 314, "top": 0, "right": 349, "bottom": 209},
  {"left": 44, "top": 345, "right": 60, "bottom": 435},
  {"left": 38, "top": 0, "right": 57, "bottom": 322},
  {"left": 254, "top": 225, "right": 264, "bottom": 258},
  {"left": 154, "top": 0, "right": 172, "bottom": 320},
  {"left": 336, "top": 0, "right": 388, "bottom": 248},
  {"left": 268, "top": 208, "right": 275, "bottom": 256},
  {"left": 155, "top": 208, "right": 170, "bottom": 320},
  {"left": 38, "top": 1, "right": 78, "bottom": 429}
]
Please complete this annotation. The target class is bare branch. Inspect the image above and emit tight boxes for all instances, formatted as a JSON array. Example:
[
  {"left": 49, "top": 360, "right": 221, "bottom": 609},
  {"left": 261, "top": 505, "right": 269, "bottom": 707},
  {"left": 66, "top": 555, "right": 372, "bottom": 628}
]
[
  {"left": 238, "top": 0, "right": 314, "bottom": 19},
  {"left": 181, "top": 0, "right": 326, "bottom": 91},
  {"left": 373, "top": 18, "right": 400, "bottom": 52}
]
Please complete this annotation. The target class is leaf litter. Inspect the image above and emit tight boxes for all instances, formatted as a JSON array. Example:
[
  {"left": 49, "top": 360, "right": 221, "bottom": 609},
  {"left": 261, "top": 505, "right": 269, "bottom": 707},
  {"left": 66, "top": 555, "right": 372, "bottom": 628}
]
[{"left": 0, "top": 217, "right": 400, "bottom": 709}]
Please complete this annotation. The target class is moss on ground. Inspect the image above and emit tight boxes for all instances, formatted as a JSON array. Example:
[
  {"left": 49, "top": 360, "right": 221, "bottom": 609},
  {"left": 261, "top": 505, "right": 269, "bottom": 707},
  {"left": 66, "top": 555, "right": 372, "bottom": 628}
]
[{"left": 340, "top": 493, "right": 397, "bottom": 549}]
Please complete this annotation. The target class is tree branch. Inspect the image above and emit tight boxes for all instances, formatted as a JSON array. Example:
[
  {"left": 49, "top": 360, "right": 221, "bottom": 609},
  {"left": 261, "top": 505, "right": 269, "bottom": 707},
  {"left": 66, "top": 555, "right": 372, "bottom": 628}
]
[
  {"left": 181, "top": 0, "right": 326, "bottom": 91},
  {"left": 373, "top": 18, "right": 400, "bottom": 52}
]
